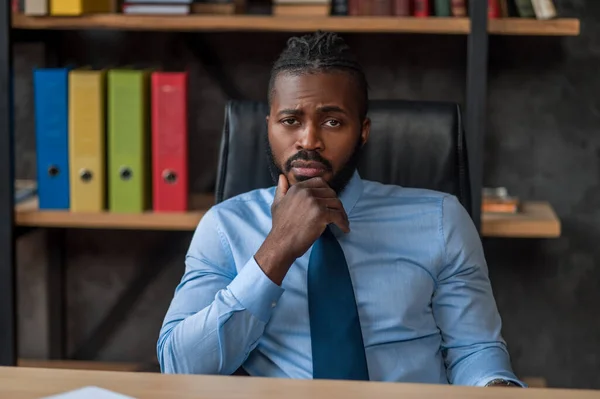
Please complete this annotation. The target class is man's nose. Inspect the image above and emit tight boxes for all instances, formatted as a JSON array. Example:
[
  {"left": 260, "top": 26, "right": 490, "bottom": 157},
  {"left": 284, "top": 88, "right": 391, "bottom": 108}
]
[{"left": 296, "top": 122, "right": 324, "bottom": 151}]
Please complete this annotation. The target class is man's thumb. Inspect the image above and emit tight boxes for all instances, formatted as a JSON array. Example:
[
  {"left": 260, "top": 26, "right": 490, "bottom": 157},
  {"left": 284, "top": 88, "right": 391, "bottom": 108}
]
[{"left": 274, "top": 174, "right": 289, "bottom": 203}]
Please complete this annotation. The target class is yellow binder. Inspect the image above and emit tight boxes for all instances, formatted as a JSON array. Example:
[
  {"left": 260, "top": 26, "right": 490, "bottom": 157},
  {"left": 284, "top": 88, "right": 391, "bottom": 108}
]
[
  {"left": 68, "top": 68, "right": 106, "bottom": 212},
  {"left": 50, "top": 0, "right": 111, "bottom": 15}
]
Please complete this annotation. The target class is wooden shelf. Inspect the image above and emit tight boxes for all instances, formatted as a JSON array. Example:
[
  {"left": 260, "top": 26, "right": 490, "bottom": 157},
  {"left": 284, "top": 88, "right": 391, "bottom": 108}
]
[
  {"left": 481, "top": 201, "right": 561, "bottom": 238},
  {"left": 11, "top": 14, "right": 580, "bottom": 36},
  {"left": 15, "top": 194, "right": 214, "bottom": 231},
  {"left": 488, "top": 17, "right": 580, "bottom": 36},
  {"left": 16, "top": 195, "right": 561, "bottom": 238},
  {"left": 11, "top": 14, "right": 471, "bottom": 34}
]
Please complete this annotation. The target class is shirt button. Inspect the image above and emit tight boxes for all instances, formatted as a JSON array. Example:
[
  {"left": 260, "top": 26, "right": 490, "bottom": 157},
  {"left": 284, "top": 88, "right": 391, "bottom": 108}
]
[{"left": 271, "top": 302, "right": 277, "bottom": 308}]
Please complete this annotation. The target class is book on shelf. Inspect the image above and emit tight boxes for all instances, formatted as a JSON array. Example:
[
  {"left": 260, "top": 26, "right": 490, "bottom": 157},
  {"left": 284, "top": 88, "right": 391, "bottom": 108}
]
[
  {"left": 482, "top": 187, "right": 520, "bottom": 214},
  {"left": 488, "top": 0, "right": 499, "bottom": 18},
  {"left": 531, "top": 0, "right": 556, "bottom": 20},
  {"left": 434, "top": 0, "right": 450, "bottom": 16},
  {"left": 49, "top": 0, "right": 112, "bottom": 15},
  {"left": 121, "top": 0, "right": 191, "bottom": 14},
  {"left": 15, "top": 180, "right": 37, "bottom": 205},
  {"left": 413, "top": 0, "right": 428, "bottom": 17},
  {"left": 24, "top": 0, "right": 47, "bottom": 15},
  {"left": 450, "top": 0, "right": 466, "bottom": 17},
  {"left": 392, "top": 0, "right": 409, "bottom": 15},
  {"left": 190, "top": 0, "right": 245, "bottom": 15},
  {"left": 272, "top": 0, "right": 330, "bottom": 16},
  {"left": 514, "top": 0, "right": 535, "bottom": 17}
]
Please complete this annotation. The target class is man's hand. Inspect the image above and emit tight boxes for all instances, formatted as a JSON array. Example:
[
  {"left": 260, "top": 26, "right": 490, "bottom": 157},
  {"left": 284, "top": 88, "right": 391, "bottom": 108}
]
[{"left": 254, "top": 175, "right": 349, "bottom": 285}]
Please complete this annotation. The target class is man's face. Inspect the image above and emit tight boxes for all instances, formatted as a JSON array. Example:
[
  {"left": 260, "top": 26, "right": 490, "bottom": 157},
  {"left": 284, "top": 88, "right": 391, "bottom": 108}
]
[{"left": 266, "top": 71, "right": 370, "bottom": 194}]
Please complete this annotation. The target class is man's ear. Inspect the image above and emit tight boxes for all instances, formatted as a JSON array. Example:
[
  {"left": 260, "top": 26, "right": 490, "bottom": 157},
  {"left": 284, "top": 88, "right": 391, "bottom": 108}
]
[
  {"left": 360, "top": 117, "right": 371, "bottom": 147},
  {"left": 266, "top": 115, "right": 270, "bottom": 125}
]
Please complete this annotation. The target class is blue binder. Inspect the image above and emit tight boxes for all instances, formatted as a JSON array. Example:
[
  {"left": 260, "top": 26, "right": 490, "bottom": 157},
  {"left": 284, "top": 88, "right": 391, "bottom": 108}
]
[{"left": 33, "top": 68, "right": 70, "bottom": 210}]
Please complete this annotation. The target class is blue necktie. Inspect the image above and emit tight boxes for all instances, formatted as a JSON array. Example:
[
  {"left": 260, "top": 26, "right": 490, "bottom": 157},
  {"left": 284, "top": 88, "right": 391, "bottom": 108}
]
[{"left": 307, "top": 226, "right": 370, "bottom": 380}]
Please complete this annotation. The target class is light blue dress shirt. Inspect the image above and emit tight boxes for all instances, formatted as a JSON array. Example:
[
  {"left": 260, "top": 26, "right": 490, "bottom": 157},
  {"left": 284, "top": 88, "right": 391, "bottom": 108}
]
[{"left": 157, "top": 171, "right": 523, "bottom": 387}]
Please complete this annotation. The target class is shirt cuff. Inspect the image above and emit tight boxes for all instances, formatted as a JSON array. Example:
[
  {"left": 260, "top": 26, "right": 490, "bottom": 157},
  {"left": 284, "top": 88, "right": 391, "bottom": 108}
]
[{"left": 227, "top": 256, "right": 285, "bottom": 323}]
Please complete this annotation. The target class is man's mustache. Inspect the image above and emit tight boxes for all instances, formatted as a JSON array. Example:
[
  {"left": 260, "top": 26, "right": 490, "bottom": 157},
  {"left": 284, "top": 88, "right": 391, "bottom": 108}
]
[{"left": 284, "top": 151, "right": 333, "bottom": 172}]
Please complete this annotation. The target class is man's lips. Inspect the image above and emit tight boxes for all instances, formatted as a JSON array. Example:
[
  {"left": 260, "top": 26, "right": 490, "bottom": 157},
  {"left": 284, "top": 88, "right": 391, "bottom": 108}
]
[{"left": 291, "top": 161, "right": 329, "bottom": 177}]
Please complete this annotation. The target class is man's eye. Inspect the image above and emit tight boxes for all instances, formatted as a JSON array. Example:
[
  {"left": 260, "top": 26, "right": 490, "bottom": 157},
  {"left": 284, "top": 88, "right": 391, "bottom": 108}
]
[
  {"left": 281, "top": 118, "right": 298, "bottom": 125},
  {"left": 325, "top": 119, "right": 341, "bottom": 127}
]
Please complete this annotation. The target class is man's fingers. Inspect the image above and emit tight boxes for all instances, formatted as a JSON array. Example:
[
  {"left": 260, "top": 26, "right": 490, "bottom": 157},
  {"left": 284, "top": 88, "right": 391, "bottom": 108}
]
[
  {"left": 306, "top": 187, "right": 337, "bottom": 198},
  {"left": 317, "top": 198, "right": 348, "bottom": 218},
  {"left": 325, "top": 208, "right": 350, "bottom": 233},
  {"left": 273, "top": 174, "right": 289, "bottom": 205},
  {"left": 294, "top": 177, "right": 331, "bottom": 189}
]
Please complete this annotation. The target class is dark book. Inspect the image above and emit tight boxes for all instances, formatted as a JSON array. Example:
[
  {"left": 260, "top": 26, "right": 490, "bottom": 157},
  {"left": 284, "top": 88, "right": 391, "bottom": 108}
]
[
  {"left": 371, "top": 0, "right": 392, "bottom": 15},
  {"left": 434, "top": 0, "right": 449, "bottom": 16},
  {"left": 393, "top": 0, "right": 410, "bottom": 15},
  {"left": 331, "top": 0, "right": 347, "bottom": 15},
  {"left": 450, "top": 0, "right": 465, "bottom": 17},
  {"left": 413, "top": 0, "right": 429, "bottom": 16}
]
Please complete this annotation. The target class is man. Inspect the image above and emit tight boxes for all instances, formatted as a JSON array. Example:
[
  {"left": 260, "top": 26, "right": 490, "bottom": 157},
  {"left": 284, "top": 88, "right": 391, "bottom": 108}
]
[{"left": 157, "top": 31, "right": 523, "bottom": 387}]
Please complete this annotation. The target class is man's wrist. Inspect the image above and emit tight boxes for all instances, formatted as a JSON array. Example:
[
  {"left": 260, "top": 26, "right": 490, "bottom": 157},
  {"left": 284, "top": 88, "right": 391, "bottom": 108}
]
[
  {"left": 227, "top": 256, "right": 285, "bottom": 323},
  {"left": 254, "top": 234, "right": 296, "bottom": 286}
]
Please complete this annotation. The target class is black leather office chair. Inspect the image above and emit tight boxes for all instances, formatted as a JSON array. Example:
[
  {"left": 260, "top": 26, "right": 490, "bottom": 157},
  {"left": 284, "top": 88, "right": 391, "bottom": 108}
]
[{"left": 215, "top": 99, "right": 472, "bottom": 217}]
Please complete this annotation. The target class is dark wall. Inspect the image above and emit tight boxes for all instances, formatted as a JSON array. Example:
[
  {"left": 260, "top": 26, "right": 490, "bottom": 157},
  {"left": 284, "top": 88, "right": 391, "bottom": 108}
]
[
  {"left": 12, "top": 0, "right": 600, "bottom": 389},
  {"left": 484, "top": 0, "right": 600, "bottom": 389}
]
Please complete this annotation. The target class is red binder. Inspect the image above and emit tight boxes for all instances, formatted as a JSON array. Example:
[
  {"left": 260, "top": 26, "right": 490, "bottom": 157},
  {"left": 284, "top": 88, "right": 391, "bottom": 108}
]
[{"left": 151, "top": 71, "right": 188, "bottom": 212}]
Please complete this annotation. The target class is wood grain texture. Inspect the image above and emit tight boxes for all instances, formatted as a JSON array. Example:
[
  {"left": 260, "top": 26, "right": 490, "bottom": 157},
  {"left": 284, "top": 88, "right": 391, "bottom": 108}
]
[
  {"left": 488, "top": 17, "right": 580, "bottom": 35},
  {"left": 11, "top": 14, "right": 580, "bottom": 36},
  {"left": 15, "top": 194, "right": 214, "bottom": 231},
  {"left": 1, "top": 366, "right": 598, "bottom": 399},
  {"left": 17, "top": 359, "right": 142, "bottom": 372},
  {"left": 11, "top": 14, "right": 471, "bottom": 33},
  {"left": 481, "top": 201, "right": 561, "bottom": 238}
]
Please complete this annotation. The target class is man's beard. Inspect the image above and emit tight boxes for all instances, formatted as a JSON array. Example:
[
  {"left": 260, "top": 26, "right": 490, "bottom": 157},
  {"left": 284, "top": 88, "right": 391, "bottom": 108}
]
[{"left": 265, "top": 135, "right": 363, "bottom": 195}]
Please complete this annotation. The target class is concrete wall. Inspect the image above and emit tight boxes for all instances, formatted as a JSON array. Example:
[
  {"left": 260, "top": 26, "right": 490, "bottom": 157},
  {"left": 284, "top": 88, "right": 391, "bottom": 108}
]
[{"left": 12, "top": 0, "right": 600, "bottom": 389}]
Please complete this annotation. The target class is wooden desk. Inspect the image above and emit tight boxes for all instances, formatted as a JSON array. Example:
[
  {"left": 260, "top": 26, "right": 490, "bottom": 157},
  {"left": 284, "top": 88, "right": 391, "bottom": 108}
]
[{"left": 1, "top": 367, "right": 599, "bottom": 399}]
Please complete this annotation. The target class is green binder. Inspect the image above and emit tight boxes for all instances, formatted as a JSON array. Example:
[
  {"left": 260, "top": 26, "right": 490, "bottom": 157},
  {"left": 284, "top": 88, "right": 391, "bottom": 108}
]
[{"left": 107, "top": 69, "right": 151, "bottom": 213}]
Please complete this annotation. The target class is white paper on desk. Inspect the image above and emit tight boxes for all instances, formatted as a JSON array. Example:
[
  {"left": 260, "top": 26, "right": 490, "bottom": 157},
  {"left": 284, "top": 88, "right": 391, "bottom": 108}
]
[{"left": 41, "top": 386, "right": 137, "bottom": 399}]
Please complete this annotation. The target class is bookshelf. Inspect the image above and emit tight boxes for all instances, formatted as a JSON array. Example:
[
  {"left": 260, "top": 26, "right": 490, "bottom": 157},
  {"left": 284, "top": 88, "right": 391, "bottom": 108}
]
[
  {"left": 0, "top": 0, "right": 579, "bottom": 373},
  {"left": 11, "top": 14, "right": 580, "bottom": 36},
  {"left": 15, "top": 195, "right": 561, "bottom": 238}
]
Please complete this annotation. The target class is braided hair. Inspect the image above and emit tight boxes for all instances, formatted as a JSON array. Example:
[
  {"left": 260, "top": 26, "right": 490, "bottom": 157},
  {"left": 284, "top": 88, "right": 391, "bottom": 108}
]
[{"left": 268, "top": 31, "right": 369, "bottom": 121}]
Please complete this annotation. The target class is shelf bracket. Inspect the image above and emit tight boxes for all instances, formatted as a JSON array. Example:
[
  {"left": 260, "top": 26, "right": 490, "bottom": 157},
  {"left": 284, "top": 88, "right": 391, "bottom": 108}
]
[{"left": 465, "top": 0, "right": 489, "bottom": 232}]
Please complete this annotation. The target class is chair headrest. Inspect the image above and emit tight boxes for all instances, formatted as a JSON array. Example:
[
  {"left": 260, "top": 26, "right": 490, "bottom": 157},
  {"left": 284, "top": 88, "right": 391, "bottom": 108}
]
[{"left": 216, "top": 99, "right": 471, "bottom": 216}]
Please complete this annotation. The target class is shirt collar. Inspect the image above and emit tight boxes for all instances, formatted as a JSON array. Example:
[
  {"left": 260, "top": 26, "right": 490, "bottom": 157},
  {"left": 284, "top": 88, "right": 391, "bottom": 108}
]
[{"left": 339, "top": 170, "right": 363, "bottom": 217}]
